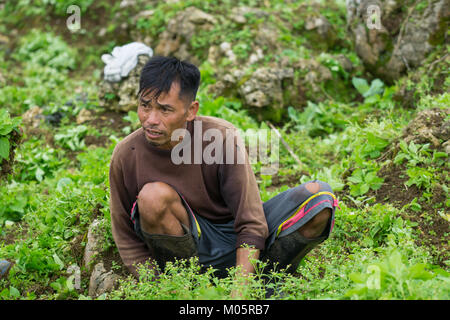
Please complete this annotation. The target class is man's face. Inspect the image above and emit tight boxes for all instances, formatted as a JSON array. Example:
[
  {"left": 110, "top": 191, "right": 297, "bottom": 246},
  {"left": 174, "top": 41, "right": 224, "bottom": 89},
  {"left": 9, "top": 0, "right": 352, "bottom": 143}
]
[{"left": 137, "top": 81, "right": 199, "bottom": 150}]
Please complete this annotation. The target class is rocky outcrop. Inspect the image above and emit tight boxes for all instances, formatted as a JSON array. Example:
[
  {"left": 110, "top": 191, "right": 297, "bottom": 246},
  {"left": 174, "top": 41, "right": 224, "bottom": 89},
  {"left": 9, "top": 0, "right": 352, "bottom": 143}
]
[
  {"left": 228, "top": 6, "right": 269, "bottom": 25},
  {"left": 76, "top": 109, "right": 95, "bottom": 125},
  {"left": 209, "top": 57, "right": 336, "bottom": 121},
  {"left": 89, "top": 262, "right": 120, "bottom": 297},
  {"left": 154, "top": 7, "right": 217, "bottom": 64},
  {"left": 83, "top": 219, "right": 102, "bottom": 271},
  {"left": 21, "top": 106, "right": 43, "bottom": 129},
  {"left": 304, "top": 14, "right": 337, "bottom": 51},
  {"left": 346, "top": 0, "right": 449, "bottom": 83},
  {"left": 288, "top": 58, "right": 333, "bottom": 98},
  {"left": 83, "top": 218, "right": 123, "bottom": 298},
  {"left": 209, "top": 67, "right": 298, "bottom": 122},
  {"left": 239, "top": 67, "right": 295, "bottom": 109}
]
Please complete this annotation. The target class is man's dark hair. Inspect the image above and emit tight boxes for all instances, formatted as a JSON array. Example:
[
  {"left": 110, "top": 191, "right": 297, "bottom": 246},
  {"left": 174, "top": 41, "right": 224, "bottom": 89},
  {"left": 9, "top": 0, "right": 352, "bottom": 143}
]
[{"left": 138, "top": 56, "right": 201, "bottom": 103}]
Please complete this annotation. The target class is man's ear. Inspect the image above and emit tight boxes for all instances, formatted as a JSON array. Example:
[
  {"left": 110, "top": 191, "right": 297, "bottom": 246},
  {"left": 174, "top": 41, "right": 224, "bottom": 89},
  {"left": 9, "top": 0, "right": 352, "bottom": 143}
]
[{"left": 186, "top": 100, "right": 199, "bottom": 121}]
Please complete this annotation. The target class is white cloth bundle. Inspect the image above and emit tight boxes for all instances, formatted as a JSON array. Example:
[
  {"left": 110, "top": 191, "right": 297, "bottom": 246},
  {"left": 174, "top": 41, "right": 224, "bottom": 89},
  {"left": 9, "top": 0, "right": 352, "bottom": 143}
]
[{"left": 101, "top": 42, "right": 153, "bottom": 82}]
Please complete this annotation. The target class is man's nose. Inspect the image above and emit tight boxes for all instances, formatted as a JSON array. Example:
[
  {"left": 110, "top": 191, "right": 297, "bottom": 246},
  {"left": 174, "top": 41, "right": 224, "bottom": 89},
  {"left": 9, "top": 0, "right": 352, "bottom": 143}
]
[{"left": 144, "top": 110, "right": 161, "bottom": 126}]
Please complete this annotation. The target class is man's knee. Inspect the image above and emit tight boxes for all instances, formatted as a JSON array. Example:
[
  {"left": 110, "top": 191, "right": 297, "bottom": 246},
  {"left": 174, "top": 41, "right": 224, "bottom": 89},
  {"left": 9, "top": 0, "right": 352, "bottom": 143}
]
[
  {"left": 311, "top": 208, "right": 332, "bottom": 226},
  {"left": 298, "top": 208, "right": 332, "bottom": 239},
  {"left": 305, "top": 180, "right": 333, "bottom": 194},
  {"left": 137, "top": 182, "right": 179, "bottom": 223},
  {"left": 289, "top": 180, "right": 333, "bottom": 203},
  {"left": 305, "top": 181, "right": 320, "bottom": 194}
]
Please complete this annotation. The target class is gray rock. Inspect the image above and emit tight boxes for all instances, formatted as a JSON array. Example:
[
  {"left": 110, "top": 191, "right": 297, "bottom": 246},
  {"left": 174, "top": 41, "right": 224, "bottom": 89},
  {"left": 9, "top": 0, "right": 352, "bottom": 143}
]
[
  {"left": 346, "top": 0, "right": 449, "bottom": 82},
  {"left": 209, "top": 66, "right": 296, "bottom": 121},
  {"left": 76, "top": 108, "right": 94, "bottom": 125},
  {"left": 83, "top": 219, "right": 102, "bottom": 271},
  {"left": 209, "top": 56, "right": 337, "bottom": 121},
  {"left": 154, "top": 7, "right": 216, "bottom": 63},
  {"left": 207, "top": 45, "right": 220, "bottom": 65},
  {"left": 21, "top": 106, "right": 43, "bottom": 129},
  {"left": 119, "top": 0, "right": 137, "bottom": 8},
  {"left": 229, "top": 6, "right": 268, "bottom": 24},
  {"left": 292, "top": 58, "right": 332, "bottom": 96},
  {"left": 334, "top": 54, "right": 354, "bottom": 73},
  {"left": 89, "top": 262, "right": 120, "bottom": 297},
  {"left": 131, "top": 9, "right": 155, "bottom": 23},
  {"left": 304, "top": 15, "right": 336, "bottom": 49},
  {"left": 254, "top": 21, "right": 280, "bottom": 51},
  {"left": 433, "top": 120, "right": 450, "bottom": 142},
  {"left": 239, "top": 68, "right": 294, "bottom": 108},
  {"left": 219, "top": 42, "right": 237, "bottom": 64},
  {"left": 442, "top": 140, "right": 450, "bottom": 155}
]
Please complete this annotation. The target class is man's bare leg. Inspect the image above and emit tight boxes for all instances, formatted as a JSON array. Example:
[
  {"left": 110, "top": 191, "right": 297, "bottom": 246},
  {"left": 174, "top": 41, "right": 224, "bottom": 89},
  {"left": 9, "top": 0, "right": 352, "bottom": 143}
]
[
  {"left": 137, "top": 181, "right": 190, "bottom": 236},
  {"left": 136, "top": 182, "right": 196, "bottom": 270}
]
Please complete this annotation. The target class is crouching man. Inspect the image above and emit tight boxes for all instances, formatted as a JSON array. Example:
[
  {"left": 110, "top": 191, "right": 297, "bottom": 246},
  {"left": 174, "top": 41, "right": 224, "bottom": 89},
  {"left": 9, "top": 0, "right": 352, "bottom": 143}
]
[{"left": 109, "top": 56, "right": 339, "bottom": 288}]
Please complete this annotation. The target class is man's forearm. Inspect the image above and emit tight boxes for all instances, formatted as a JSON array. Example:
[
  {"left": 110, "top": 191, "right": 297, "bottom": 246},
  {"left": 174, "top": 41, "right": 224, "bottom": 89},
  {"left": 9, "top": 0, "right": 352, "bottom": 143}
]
[{"left": 235, "top": 247, "right": 260, "bottom": 275}]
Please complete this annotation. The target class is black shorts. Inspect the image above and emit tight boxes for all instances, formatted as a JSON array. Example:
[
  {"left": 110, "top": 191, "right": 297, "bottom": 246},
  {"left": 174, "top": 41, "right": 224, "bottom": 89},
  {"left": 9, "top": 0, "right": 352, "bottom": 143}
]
[{"left": 130, "top": 180, "right": 339, "bottom": 273}]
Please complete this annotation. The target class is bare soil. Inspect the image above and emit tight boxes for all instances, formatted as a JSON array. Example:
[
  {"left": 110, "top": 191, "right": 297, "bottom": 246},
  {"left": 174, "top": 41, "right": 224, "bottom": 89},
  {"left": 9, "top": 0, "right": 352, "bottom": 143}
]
[
  {"left": 266, "top": 173, "right": 305, "bottom": 193},
  {"left": 369, "top": 162, "right": 449, "bottom": 266}
]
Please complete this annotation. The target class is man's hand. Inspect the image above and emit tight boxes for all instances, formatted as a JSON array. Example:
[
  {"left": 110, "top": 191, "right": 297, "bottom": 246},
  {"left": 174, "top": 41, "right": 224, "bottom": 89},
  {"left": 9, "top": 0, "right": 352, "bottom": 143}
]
[
  {"left": 236, "top": 247, "right": 260, "bottom": 275},
  {"left": 231, "top": 247, "right": 260, "bottom": 298}
]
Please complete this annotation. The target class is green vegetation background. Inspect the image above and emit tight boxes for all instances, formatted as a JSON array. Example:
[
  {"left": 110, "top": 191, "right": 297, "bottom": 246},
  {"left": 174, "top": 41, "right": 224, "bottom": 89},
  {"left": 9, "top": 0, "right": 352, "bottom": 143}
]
[{"left": 0, "top": 0, "right": 448, "bottom": 300}]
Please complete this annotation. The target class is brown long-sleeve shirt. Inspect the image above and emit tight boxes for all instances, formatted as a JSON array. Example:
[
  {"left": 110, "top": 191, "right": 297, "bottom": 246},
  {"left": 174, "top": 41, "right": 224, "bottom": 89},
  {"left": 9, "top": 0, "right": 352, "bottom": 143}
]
[{"left": 109, "top": 115, "right": 268, "bottom": 276}]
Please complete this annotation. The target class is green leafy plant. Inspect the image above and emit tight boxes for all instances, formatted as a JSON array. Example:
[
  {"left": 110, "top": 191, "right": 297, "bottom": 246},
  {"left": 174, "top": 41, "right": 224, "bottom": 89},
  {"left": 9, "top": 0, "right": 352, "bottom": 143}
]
[
  {"left": 54, "top": 125, "right": 88, "bottom": 151},
  {"left": 197, "top": 93, "right": 258, "bottom": 130},
  {"left": 318, "top": 53, "right": 349, "bottom": 80},
  {"left": 199, "top": 61, "right": 217, "bottom": 86},
  {"left": 431, "top": 150, "right": 448, "bottom": 166},
  {"left": 403, "top": 197, "right": 422, "bottom": 213},
  {"left": 352, "top": 77, "right": 384, "bottom": 98},
  {"left": 14, "top": 139, "right": 67, "bottom": 182},
  {"left": 287, "top": 101, "right": 347, "bottom": 137},
  {"left": 14, "top": 30, "right": 76, "bottom": 71},
  {"left": 351, "top": 77, "right": 396, "bottom": 108},
  {"left": 0, "top": 188, "right": 29, "bottom": 224},
  {"left": 0, "top": 0, "right": 94, "bottom": 22},
  {"left": 49, "top": 275, "right": 78, "bottom": 299},
  {"left": 405, "top": 167, "right": 435, "bottom": 191},
  {"left": 360, "top": 132, "right": 390, "bottom": 159},
  {"left": 300, "top": 165, "right": 346, "bottom": 192},
  {"left": 122, "top": 111, "right": 140, "bottom": 134},
  {"left": 347, "top": 168, "right": 384, "bottom": 196},
  {"left": 0, "top": 109, "right": 21, "bottom": 163},
  {"left": 345, "top": 249, "right": 449, "bottom": 299},
  {"left": 394, "top": 141, "right": 433, "bottom": 167}
]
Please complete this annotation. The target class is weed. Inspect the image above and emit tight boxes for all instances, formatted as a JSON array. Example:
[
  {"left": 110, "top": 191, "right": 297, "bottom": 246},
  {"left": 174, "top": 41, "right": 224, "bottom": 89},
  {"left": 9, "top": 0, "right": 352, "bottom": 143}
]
[
  {"left": 54, "top": 125, "right": 88, "bottom": 151},
  {"left": 347, "top": 168, "right": 384, "bottom": 197},
  {"left": 0, "top": 109, "right": 21, "bottom": 163},
  {"left": 345, "top": 249, "right": 449, "bottom": 299},
  {"left": 405, "top": 167, "right": 436, "bottom": 192},
  {"left": 394, "top": 141, "right": 433, "bottom": 167}
]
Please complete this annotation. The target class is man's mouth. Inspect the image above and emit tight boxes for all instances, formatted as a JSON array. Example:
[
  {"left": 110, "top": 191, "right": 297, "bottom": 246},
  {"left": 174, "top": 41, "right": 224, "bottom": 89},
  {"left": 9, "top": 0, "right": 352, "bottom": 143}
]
[{"left": 145, "top": 129, "right": 164, "bottom": 139}]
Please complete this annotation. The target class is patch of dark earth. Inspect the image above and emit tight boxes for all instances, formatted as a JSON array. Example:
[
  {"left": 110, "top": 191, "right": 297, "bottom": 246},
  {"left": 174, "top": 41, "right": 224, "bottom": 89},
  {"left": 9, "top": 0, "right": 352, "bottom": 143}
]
[{"left": 370, "top": 163, "right": 449, "bottom": 266}]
